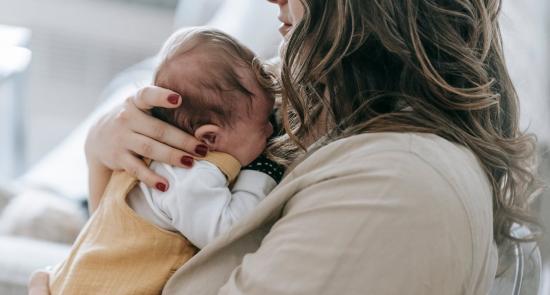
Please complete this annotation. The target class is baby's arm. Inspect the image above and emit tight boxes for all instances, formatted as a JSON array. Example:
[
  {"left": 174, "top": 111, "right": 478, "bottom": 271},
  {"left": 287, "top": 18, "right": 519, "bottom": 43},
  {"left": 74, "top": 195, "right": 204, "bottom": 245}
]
[{"left": 155, "top": 158, "right": 282, "bottom": 249}]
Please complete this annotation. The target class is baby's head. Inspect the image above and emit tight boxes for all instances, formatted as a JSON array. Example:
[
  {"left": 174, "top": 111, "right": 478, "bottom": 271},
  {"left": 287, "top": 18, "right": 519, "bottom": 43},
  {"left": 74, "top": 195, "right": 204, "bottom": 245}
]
[{"left": 152, "top": 27, "right": 276, "bottom": 166}]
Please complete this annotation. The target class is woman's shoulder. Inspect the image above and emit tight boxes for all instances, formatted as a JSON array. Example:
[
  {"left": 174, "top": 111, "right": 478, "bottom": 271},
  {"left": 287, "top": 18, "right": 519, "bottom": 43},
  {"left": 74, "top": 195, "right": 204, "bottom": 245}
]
[
  {"left": 288, "top": 132, "right": 493, "bottom": 237},
  {"left": 295, "top": 132, "right": 488, "bottom": 186},
  {"left": 274, "top": 132, "right": 496, "bottom": 294}
]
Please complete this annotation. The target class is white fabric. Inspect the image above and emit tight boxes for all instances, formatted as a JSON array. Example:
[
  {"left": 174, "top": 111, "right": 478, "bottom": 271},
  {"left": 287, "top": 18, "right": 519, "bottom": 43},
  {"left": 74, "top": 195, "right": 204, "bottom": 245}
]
[{"left": 127, "top": 160, "right": 276, "bottom": 249}]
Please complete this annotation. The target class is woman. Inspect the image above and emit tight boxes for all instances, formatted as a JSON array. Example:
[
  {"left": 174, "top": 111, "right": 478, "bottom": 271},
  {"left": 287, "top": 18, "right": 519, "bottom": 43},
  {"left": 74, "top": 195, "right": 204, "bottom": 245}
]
[{"left": 31, "top": 0, "right": 539, "bottom": 294}]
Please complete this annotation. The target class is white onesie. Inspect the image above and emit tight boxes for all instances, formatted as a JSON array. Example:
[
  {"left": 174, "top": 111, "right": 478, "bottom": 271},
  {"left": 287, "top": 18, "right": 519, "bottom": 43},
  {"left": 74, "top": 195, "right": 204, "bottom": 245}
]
[{"left": 126, "top": 160, "right": 277, "bottom": 249}]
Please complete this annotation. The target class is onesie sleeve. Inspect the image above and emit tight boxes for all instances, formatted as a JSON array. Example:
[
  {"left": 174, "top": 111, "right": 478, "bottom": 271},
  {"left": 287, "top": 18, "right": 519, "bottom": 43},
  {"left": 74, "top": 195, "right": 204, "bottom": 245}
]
[{"left": 158, "top": 161, "right": 275, "bottom": 249}]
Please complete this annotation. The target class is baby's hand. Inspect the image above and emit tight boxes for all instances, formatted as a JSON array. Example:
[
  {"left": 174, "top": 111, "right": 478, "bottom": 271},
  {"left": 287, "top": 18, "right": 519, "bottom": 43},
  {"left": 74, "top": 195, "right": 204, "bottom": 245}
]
[{"left": 28, "top": 270, "right": 50, "bottom": 295}]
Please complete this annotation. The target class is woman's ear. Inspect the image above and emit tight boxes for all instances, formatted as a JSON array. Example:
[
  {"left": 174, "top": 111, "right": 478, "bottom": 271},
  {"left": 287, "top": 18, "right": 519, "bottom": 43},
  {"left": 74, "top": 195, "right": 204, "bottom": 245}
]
[{"left": 194, "top": 124, "right": 224, "bottom": 151}]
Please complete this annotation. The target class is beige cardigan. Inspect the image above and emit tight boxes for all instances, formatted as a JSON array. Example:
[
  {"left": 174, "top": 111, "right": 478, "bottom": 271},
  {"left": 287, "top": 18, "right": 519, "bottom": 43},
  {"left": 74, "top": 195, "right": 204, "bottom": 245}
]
[{"left": 162, "top": 132, "right": 498, "bottom": 295}]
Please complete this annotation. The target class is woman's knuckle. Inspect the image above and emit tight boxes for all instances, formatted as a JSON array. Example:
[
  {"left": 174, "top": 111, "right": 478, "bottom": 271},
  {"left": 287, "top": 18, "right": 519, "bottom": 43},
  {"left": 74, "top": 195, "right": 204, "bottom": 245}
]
[
  {"left": 140, "top": 142, "right": 153, "bottom": 156},
  {"left": 184, "top": 140, "right": 198, "bottom": 152},
  {"left": 169, "top": 151, "right": 182, "bottom": 165},
  {"left": 145, "top": 173, "right": 157, "bottom": 186},
  {"left": 135, "top": 87, "right": 145, "bottom": 99},
  {"left": 153, "top": 125, "right": 166, "bottom": 140},
  {"left": 128, "top": 165, "right": 139, "bottom": 178},
  {"left": 137, "top": 86, "right": 152, "bottom": 100},
  {"left": 114, "top": 109, "right": 129, "bottom": 124}
]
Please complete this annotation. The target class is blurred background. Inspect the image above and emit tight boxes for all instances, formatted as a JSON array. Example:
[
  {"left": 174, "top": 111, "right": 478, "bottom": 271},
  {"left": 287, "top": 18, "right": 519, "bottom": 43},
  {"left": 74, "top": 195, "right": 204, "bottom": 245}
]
[
  {"left": 0, "top": 0, "right": 176, "bottom": 168},
  {"left": 0, "top": 0, "right": 548, "bottom": 294}
]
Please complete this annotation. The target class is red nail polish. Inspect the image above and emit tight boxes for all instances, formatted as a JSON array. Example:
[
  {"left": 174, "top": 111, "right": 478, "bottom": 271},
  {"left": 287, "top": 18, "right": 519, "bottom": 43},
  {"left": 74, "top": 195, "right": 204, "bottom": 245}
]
[
  {"left": 155, "top": 182, "right": 167, "bottom": 192},
  {"left": 195, "top": 144, "right": 208, "bottom": 157},
  {"left": 167, "top": 94, "right": 180, "bottom": 105},
  {"left": 181, "top": 156, "right": 194, "bottom": 167}
]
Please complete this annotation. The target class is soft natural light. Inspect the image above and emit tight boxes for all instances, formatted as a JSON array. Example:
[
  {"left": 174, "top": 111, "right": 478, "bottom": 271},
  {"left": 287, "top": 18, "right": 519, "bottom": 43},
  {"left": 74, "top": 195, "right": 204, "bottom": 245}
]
[{"left": 0, "top": 1, "right": 547, "bottom": 295}]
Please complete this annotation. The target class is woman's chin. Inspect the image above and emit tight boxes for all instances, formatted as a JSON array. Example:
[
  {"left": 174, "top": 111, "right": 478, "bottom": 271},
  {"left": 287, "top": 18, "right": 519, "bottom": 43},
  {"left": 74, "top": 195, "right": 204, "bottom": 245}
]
[{"left": 278, "top": 24, "right": 292, "bottom": 37}]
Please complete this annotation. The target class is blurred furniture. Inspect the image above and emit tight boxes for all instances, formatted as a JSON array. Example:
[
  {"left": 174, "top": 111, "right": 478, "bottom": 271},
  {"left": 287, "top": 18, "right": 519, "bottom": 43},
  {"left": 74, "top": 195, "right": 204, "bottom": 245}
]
[
  {"left": 0, "top": 237, "right": 69, "bottom": 294},
  {"left": 0, "top": 25, "right": 31, "bottom": 186},
  {"left": 0, "top": 1, "right": 279, "bottom": 294}
]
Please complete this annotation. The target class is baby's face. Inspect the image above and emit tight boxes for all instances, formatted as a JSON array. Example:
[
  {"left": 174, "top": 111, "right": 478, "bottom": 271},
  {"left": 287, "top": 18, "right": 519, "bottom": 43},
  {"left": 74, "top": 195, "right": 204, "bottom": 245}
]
[{"left": 224, "top": 92, "right": 275, "bottom": 166}]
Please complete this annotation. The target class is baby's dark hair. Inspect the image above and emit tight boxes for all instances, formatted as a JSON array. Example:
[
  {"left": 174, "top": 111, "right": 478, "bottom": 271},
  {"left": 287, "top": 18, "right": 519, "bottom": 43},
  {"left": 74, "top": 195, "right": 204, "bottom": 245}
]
[{"left": 151, "top": 27, "right": 278, "bottom": 134}]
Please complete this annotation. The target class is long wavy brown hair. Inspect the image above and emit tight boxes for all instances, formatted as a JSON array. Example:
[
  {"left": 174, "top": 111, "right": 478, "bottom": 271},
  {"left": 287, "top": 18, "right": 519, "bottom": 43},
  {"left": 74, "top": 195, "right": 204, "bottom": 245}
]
[{"left": 270, "top": 0, "right": 541, "bottom": 247}]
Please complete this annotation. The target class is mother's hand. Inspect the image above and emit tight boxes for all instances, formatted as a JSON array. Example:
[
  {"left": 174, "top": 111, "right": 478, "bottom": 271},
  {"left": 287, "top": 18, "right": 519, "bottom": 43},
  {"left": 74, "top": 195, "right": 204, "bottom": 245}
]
[
  {"left": 28, "top": 270, "right": 50, "bottom": 295},
  {"left": 85, "top": 86, "right": 208, "bottom": 189}
]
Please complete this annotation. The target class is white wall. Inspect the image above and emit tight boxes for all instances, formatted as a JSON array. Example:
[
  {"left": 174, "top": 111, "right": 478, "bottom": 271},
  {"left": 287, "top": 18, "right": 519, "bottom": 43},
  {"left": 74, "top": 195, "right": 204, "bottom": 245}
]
[
  {"left": 501, "top": 0, "right": 550, "bottom": 287},
  {"left": 501, "top": 0, "right": 550, "bottom": 143},
  {"left": 0, "top": 0, "right": 175, "bottom": 165}
]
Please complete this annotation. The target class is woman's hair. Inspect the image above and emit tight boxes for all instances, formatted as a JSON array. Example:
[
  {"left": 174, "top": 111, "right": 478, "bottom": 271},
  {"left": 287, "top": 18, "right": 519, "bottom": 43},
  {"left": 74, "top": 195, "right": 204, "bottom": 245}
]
[
  {"left": 152, "top": 27, "right": 277, "bottom": 133},
  {"left": 270, "top": 0, "right": 541, "bottom": 247}
]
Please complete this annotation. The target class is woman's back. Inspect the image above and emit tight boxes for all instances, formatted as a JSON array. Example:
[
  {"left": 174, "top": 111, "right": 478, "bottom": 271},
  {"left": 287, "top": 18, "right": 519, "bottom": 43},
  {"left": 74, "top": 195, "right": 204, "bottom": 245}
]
[{"left": 163, "top": 132, "right": 498, "bottom": 294}]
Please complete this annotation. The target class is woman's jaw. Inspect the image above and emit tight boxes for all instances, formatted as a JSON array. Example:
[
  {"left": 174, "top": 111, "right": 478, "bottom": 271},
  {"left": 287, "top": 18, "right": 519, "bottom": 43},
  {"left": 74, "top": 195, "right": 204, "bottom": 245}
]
[
  {"left": 271, "top": 0, "right": 304, "bottom": 37},
  {"left": 277, "top": 9, "right": 293, "bottom": 37},
  {"left": 278, "top": 21, "right": 293, "bottom": 37}
]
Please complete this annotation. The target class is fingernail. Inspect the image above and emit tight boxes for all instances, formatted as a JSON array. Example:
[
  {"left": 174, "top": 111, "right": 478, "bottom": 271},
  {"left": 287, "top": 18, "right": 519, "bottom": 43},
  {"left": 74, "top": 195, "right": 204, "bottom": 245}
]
[
  {"left": 155, "top": 182, "right": 167, "bottom": 192},
  {"left": 167, "top": 94, "right": 180, "bottom": 105},
  {"left": 195, "top": 144, "right": 208, "bottom": 157},
  {"left": 181, "top": 156, "right": 194, "bottom": 167}
]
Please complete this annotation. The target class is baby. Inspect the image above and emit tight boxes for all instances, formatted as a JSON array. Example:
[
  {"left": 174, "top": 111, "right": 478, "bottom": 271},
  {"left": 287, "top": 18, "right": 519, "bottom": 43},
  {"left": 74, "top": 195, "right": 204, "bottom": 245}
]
[{"left": 45, "top": 27, "right": 284, "bottom": 294}]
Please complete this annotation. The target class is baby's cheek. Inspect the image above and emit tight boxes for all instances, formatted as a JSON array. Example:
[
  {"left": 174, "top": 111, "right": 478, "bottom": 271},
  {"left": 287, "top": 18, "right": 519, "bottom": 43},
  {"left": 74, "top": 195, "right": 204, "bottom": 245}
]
[
  {"left": 266, "top": 123, "right": 274, "bottom": 138},
  {"left": 254, "top": 135, "right": 267, "bottom": 154}
]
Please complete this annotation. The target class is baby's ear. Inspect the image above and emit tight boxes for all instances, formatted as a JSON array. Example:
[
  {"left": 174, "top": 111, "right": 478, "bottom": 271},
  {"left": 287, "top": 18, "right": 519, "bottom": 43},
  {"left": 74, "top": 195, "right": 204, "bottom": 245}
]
[{"left": 194, "top": 124, "right": 224, "bottom": 151}]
